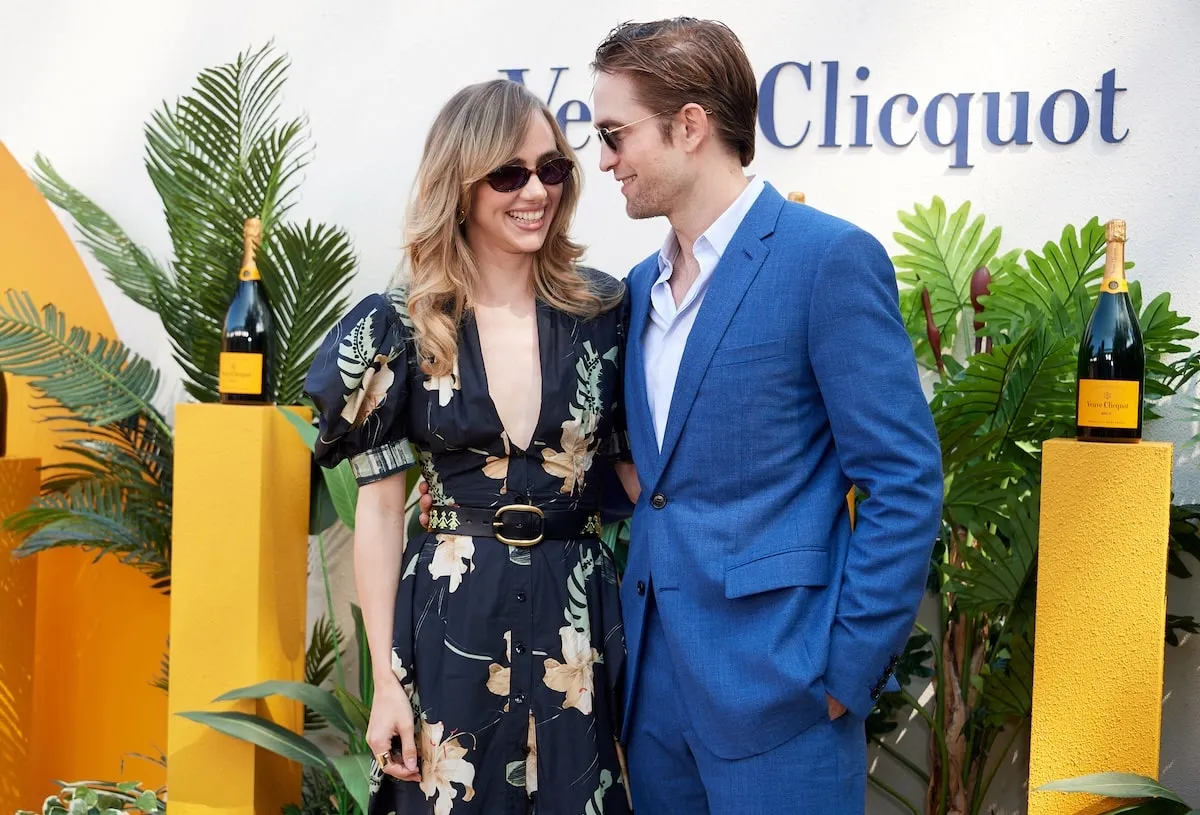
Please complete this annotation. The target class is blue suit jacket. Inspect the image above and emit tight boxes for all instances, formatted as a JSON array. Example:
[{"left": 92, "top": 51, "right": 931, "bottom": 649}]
[{"left": 620, "top": 183, "right": 943, "bottom": 760}]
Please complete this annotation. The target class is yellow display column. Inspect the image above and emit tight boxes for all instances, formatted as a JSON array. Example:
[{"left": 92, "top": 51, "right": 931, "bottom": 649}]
[
  {"left": 168, "top": 405, "right": 310, "bottom": 815},
  {"left": 0, "top": 457, "right": 40, "bottom": 811},
  {"left": 1029, "top": 438, "right": 1172, "bottom": 815}
]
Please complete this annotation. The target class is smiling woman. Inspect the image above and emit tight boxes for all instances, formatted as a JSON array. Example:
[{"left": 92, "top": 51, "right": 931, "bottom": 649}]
[{"left": 304, "top": 78, "right": 636, "bottom": 814}]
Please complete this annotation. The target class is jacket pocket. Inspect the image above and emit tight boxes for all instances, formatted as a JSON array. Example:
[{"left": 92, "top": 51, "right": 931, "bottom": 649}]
[
  {"left": 709, "top": 338, "right": 786, "bottom": 368},
  {"left": 725, "top": 547, "right": 830, "bottom": 599}
]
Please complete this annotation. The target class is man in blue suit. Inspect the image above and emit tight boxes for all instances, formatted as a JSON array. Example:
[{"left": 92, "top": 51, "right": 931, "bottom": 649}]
[{"left": 590, "top": 18, "right": 944, "bottom": 813}]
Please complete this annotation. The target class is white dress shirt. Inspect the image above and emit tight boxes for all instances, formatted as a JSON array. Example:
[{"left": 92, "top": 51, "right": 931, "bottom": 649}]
[{"left": 643, "top": 175, "right": 766, "bottom": 450}]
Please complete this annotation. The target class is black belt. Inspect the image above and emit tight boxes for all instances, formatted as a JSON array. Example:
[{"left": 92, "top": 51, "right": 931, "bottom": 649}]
[{"left": 427, "top": 504, "right": 602, "bottom": 546}]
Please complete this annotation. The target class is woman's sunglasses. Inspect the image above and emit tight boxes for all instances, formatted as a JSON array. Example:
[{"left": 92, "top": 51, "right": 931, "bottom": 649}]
[{"left": 485, "top": 156, "right": 574, "bottom": 193}]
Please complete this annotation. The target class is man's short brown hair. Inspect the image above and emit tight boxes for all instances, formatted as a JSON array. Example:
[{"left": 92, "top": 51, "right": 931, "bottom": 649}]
[{"left": 592, "top": 18, "right": 758, "bottom": 166}]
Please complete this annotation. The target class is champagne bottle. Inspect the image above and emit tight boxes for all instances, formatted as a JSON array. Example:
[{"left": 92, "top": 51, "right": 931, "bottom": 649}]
[
  {"left": 219, "top": 217, "right": 274, "bottom": 404},
  {"left": 1075, "top": 218, "right": 1144, "bottom": 442}
]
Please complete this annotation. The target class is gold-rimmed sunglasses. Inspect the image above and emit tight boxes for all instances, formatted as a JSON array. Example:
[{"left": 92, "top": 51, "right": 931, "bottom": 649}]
[
  {"left": 595, "top": 111, "right": 671, "bottom": 151},
  {"left": 595, "top": 107, "right": 714, "bottom": 152}
]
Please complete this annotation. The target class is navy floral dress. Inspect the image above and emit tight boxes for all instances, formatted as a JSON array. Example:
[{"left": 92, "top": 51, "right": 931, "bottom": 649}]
[{"left": 305, "top": 268, "right": 632, "bottom": 815}]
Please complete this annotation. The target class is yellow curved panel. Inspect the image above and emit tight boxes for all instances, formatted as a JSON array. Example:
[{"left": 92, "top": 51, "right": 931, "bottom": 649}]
[{"left": 0, "top": 141, "right": 167, "bottom": 800}]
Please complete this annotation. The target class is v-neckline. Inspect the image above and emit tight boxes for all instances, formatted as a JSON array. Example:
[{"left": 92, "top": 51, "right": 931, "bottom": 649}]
[{"left": 468, "top": 301, "right": 549, "bottom": 454}]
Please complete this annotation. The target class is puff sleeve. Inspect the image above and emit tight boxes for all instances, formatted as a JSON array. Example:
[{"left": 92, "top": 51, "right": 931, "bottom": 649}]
[{"left": 303, "top": 291, "right": 417, "bottom": 486}]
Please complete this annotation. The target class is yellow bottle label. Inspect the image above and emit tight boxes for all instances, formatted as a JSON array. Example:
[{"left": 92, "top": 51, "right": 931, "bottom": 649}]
[
  {"left": 219, "top": 352, "right": 264, "bottom": 395},
  {"left": 1077, "top": 379, "right": 1139, "bottom": 429},
  {"left": 1101, "top": 276, "right": 1129, "bottom": 293},
  {"left": 239, "top": 265, "right": 261, "bottom": 282}
]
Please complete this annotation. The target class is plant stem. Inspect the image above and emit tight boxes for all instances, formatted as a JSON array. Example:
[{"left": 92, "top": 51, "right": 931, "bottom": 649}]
[
  {"left": 868, "top": 775, "right": 921, "bottom": 815},
  {"left": 318, "top": 530, "right": 347, "bottom": 691},
  {"left": 872, "top": 736, "right": 931, "bottom": 783},
  {"left": 936, "top": 600, "right": 951, "bottom": 814},
  {"left": 899, "top": 689, "right": 937, "bottom": 731}
]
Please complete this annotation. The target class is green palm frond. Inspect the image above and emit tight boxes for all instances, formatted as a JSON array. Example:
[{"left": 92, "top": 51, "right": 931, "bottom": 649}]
[
  {"left": 40, "top": 416, "right": 173, "bottom": 495},
  {"left": 0, "top": 290, "right": 169, "bottom": 433},
  {"left": 6, "top": 479, "right": 171, "bottom": 585},
  {"left": 143, "top": 41, "right": 311, "bottom": 402},
  {"left": 30, "top": 156, "right": 166, "bottom": 312},
  {"left": 152, "top": 641, "right": 170, "bottom": 692},
  {"left": 893, "top": 197, "right": 1004, "bottom": 363},
  {"left": 304, "top": 614, "right": 345, "bottom": 731},
  {"left": 260, "top": 221, "right": 357, "bottom": 405}
]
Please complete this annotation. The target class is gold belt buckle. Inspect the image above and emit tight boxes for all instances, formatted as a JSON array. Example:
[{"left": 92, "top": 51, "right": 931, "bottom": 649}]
[{"left": 493, "top": 504, "right": 544, "bottom": 546}]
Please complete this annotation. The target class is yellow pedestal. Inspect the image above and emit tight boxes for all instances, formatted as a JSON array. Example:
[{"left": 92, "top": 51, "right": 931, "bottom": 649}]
[
  {"left": 0, "top": 458, "right": 40, "bottom": 811},
  {"left": 1029, "top": 438, "right": 1172, "bottom": 815},
  {"left": 168, "top": 405, "right": 311, "bottom": 815}
]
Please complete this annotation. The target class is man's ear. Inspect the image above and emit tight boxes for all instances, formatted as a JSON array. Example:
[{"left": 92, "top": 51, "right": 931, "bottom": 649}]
[{"left": 677, "top": 103, "right": 712, "bottom": 154}]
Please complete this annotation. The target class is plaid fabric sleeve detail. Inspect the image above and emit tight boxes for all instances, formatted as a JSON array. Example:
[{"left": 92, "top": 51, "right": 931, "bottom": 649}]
[{"left": 349, "top": 438, "right": 418, "bottom": 486}]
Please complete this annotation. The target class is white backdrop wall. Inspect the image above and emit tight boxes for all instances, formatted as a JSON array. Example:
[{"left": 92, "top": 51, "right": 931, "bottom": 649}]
[{"left": 2, "top": 1, "right": 1198, "bottom": 810}]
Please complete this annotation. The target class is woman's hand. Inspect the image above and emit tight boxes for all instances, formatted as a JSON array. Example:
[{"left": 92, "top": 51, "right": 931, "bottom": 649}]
[
  {"left": 615, "top": 461, "right": 641, "bottom": 505},
  {"left": 366, "top": 677, "right": 420, "bottom": 782}
]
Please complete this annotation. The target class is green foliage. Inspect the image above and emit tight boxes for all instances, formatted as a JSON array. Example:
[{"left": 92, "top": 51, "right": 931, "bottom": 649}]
[
  {"left": 868, "top": 198, "right": 1199, "bottom": 815},
  {"left": 0, "top": 42, "right": 355, "bottom": 586}
]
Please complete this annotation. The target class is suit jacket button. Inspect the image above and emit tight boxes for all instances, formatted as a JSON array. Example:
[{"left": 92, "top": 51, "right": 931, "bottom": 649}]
[
  {"left": 636, "top": 580, "right": 646, "bottom": 596},
  {"left": 651, "top": 493, "right": 667, "bottom": 509}
]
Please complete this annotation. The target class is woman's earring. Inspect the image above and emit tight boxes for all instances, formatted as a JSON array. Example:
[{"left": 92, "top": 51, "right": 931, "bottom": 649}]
[{"left": 457, "top": 209, "right": 466, "bottom": 225}]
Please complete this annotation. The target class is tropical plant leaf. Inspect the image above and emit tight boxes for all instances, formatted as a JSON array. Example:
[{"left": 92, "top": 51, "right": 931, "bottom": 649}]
[
  {"left": 1037, "top": 772, "right": 1189, "bottom": 803},
  {"left": 279, "top": 406, "right": 359, "bottom": 530},
  {"left": 259, "top": 221, "right": 357, "bottom": 405},
  {"left": 330, "top": 753, "right": 372, "bottom": 813},
  {"left": 0, "top": 291, "right": 169, "bottom": 432},
  {"left": 893, "top": 197, "right": 1004, "bottom": 362},
  {"left": 981, "top": 218, "right": 1107, "bottom": 342},
  {"left": 943, "top": 494, "right": 1039, "bottom": 620},
  {"left": 351, "top": 603, "right": 374, "bottom": 709},
  {"left": 304, "top": 613, "right": 344, "bottom": 730},
  {"left": 942, "top": 461, "right": 1021, "bottom": 530},
  {"left": 39, "top": 417, "right": 174, "bottom": 497},
  {"left": 1100, "top": 801, "right": 1196, "bottom": 815},
  {"left": 334, "top": 686, "right": 369, "bottom": 736},
  {"left": 143, "top": 42, "right": 311, "bottom": 403},
  {"left": 30, "top": 156, "right": 166, "bottom": 312},
  {"left": 151, "top": 641, "right": 170, "bottom": 693},
  {"left": 1137, "top": 291, "right": 1199, "bottom": 415},
  {"left": 213, "top": 679, "right": 357, "bottom": 738},
  {"left": 6, "top": 479, "right": 170, "bottom": 584},
  {"left": 175, "top": 710, "right": 331, "bottom": 770},
  {"left": 978, "top": 630, "right": 1034, "bottom": 725},
  {"left": 1167, "top": 503, "right": 1200, "bottom": 580},
  {"left": 935, "top": 318, "right": 1077, "bottom": 467}
]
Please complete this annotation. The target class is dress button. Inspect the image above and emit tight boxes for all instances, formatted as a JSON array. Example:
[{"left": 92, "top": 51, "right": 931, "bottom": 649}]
[
  {"left": 514, "top": 642, "right": 527, "bottom": 655},
  {"left": 514, "top": 692, "right": 526, "bottom": 705},
  {"left": 516, "top": 591, "right": 527, "bottom": 602},
  {"left": 636, "top": 580, "right": 646, "bottom": 596},
  {"left": 651, "top": 493, "right": 667, "bottom": 509}
]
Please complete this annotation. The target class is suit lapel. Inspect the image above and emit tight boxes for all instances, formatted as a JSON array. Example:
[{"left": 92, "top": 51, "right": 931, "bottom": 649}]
[
  {"left": 624, "top": 262, "right": 659, "bottom": 480},
  {"left": 655, "top": 186, "right": 784, "bottom": 473}
]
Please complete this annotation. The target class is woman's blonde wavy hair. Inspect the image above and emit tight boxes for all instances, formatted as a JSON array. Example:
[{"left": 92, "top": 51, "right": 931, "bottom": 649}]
[{"left": 398, "top": 79, "right": 621, "bottom": 377}]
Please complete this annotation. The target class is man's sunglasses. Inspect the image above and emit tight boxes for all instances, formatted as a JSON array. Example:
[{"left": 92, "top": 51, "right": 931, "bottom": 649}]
[
  {"left": 595, "top": 107, "right": 712, "bottom": 152},
  {"left": 595, "top": 112, "right": 670, "bottom": 152},
  {"left": 485, "top": 156, "right": 574, "bottom": 193}
]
